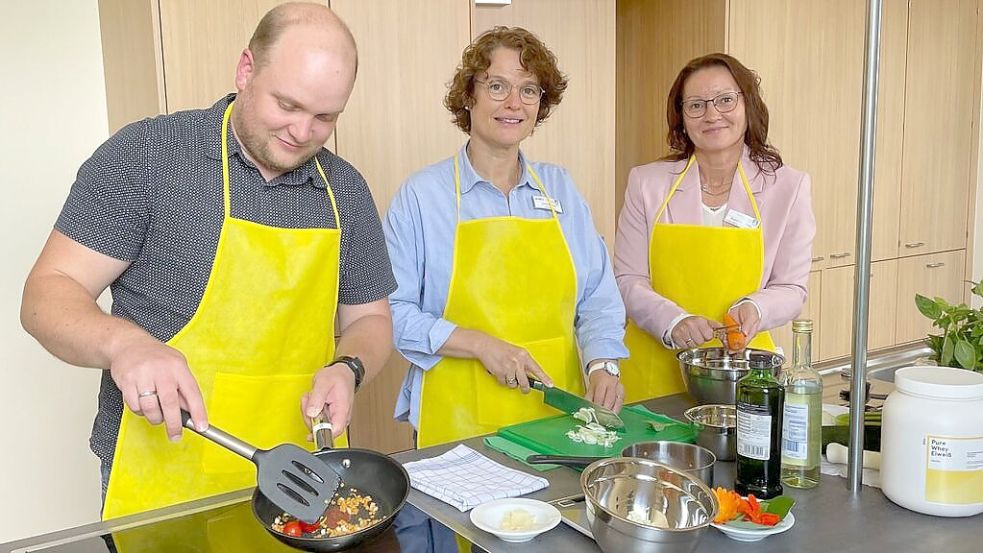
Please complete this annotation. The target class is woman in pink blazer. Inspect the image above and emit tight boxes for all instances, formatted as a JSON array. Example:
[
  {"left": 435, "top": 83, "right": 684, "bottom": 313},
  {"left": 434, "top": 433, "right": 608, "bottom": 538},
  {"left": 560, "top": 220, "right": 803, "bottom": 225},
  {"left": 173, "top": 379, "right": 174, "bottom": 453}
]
[{"left": 614, "top": 53, "right": 815, "bottom": 401}]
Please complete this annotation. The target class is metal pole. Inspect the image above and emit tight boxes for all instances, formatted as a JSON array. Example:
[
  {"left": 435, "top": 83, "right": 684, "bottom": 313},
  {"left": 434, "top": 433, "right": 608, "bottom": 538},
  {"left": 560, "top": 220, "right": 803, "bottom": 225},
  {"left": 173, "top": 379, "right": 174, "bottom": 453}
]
[{"left": 849, "top": 0, "right": 883, "bottom": 493}]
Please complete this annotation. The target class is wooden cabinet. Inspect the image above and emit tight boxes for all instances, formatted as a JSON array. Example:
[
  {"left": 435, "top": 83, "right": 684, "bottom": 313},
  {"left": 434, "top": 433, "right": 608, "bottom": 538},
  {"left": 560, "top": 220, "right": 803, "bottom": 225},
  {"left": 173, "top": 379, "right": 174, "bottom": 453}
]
[
  {"left": 819, "top": 260, "right": 899, "bottom": 360},
  {"left": 898, "top": 0, "right": 981, "bottom": 258},
  {"left": 895, "top": 250, "right": 969, "bottom": 343},
  {"left": 729, "top": 0, "right": 866, "bottom": 271},
  {"left": 473, "top": 0, "right": 617, "bottom": 243}
]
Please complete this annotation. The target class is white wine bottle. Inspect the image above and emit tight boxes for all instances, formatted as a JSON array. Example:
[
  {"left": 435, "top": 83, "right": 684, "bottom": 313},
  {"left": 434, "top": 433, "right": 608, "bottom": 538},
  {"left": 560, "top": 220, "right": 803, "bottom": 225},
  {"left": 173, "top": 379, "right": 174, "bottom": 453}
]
[{"left": 780, "top": 319, "right": 822, "bottom": 488}]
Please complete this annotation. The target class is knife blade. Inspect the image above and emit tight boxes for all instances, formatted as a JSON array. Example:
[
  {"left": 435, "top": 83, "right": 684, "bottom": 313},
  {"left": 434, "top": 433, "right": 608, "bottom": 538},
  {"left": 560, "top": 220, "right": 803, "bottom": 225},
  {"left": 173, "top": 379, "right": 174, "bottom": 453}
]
[{"left": 527, "top": 376, "right": 625, "bottom": 430}]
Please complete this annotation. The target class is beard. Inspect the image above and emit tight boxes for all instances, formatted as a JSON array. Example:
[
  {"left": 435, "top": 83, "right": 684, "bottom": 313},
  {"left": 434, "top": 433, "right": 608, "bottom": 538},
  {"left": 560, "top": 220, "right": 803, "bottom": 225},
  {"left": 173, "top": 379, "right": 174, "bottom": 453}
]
[{"left": 231, "top": 99, "right": 321, "bottom": 176}]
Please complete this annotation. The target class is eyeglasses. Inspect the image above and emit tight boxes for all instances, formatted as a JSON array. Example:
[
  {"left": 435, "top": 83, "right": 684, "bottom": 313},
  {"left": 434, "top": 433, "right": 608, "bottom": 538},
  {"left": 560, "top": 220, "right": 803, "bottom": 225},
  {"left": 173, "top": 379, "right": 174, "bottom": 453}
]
[
  {"left": 475, "top": 78, "right": 545, "bottom": 104},
  {"left": 681, "top": 91, "right": 742, "bottom": 118}
]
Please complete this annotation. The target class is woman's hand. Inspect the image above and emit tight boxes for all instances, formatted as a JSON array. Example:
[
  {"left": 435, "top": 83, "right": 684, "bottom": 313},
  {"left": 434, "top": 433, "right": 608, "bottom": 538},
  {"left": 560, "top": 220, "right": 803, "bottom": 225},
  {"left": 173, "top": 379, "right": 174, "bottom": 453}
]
[
  {"left": 586, "top": 369, "right": 624, "bottom": 412},
  {"left": 670, "top": 316, "right": 720, "bottom": 349},
  {"left": 472, "top": 332, "right": 554, "bottom": 392},
  {"left": 727, "top": 302, "right": 761, "bottom": 344}
]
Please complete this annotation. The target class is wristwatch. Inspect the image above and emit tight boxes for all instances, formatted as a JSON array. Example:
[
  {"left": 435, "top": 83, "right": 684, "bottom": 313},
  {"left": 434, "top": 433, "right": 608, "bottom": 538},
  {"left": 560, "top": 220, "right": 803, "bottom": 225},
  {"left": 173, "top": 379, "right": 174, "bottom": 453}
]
[
  {"left": 587, "top": 360, "right": 621, "bottom": 378},
  {"left": 332, "top": 356, "right": 365, "bottom": 391}
]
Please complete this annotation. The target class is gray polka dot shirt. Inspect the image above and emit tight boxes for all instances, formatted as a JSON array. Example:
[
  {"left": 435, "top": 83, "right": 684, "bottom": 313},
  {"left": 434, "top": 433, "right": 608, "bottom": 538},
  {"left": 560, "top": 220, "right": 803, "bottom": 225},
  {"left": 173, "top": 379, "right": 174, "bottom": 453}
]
[{"left": 55, "top": 94, "right": 396, "bottom": 477}]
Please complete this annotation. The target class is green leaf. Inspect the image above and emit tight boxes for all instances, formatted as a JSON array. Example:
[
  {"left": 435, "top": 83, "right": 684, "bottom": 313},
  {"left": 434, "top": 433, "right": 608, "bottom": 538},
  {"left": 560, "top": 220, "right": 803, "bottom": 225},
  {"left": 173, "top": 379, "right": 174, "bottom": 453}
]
[
  {"left": 762, "top": 495, "right": 796, "bottom": 519},
  {"left": 915, "top": 294, "right": 942, "bottom": 320},
  {"left": 972, "top": 279, "right": 983, "bottom": 298},
  {"left": 955, "top": 340, "right": 976, "bottom": 369},
  {"left": 942, "top": 335, "right": 955, "bottom": 366}
]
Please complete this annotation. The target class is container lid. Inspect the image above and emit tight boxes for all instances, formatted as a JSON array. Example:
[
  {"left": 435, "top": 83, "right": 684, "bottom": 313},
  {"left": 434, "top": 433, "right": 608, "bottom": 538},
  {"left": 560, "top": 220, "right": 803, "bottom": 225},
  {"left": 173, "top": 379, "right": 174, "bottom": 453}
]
[
  {"left": 792, "top": 319, "right": 813, "bottom": 332},
  {"left": 895, "top": 366, "right": 983, "bottom": 399}
]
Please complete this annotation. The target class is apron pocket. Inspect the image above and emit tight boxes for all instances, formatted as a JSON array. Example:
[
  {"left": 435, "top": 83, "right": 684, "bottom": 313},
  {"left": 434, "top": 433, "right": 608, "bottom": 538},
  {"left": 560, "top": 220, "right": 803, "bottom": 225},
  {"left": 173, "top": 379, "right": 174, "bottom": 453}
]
[
  {"left": 474, "top": 336, "right": 579, "bottom": 428},
  {"left": 202, "top": 372, "right": 313, "bottom": 475}
]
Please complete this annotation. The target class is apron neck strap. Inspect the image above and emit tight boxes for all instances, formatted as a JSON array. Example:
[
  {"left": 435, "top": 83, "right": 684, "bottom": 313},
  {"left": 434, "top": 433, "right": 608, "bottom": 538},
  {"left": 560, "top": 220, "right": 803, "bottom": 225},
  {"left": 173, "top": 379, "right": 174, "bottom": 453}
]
[
  {"left": 221, "top": 101, "right": 341, "bottom": 229},
  {"left": 453, "top": 152, "right": 559, "bottom": 220},
  {"left": 653, "top": 155, "right": 761, "bottom": 223}
]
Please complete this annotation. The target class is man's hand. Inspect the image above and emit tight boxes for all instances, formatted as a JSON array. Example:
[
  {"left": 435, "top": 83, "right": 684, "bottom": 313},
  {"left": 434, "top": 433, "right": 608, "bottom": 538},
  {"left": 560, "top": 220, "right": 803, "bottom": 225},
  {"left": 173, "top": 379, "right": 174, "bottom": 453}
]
[
  {"left": 585, "top": 369, "right": 623, "bottom": 412},
  {"left": 670, "top": 315, "right": 721, "bottom": 349},
  {"left": 108, "top": 333, "right": 208, "bottom": 441},
  {"left": 472, "top": 331, "right": 554, "bottom": 393},
  {"left": 302, "top": 363, "right": 356, "bottom": 438}
]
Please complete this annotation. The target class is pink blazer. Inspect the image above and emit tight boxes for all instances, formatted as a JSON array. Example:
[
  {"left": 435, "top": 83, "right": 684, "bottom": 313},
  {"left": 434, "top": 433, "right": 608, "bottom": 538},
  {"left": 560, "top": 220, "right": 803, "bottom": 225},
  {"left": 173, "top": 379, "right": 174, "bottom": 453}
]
[{"left": 613, "top": 148, "right": 816, "bottom": 340}]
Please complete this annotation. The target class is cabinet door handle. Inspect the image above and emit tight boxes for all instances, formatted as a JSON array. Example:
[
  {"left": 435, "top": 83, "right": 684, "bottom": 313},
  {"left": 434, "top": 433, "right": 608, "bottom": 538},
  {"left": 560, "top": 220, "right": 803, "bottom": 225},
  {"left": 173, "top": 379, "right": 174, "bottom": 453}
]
[
  {"left": 926, "top": 262, "right": 945, "bottom": 269},
  {"left": 905, "top": 241, "right": 926, "bottom": 248},
  {"left": 830, "top": 252, "right": 851, "bottom": 259},
  {"left": 811, "top": 256, "right": 825, "bottom": 262}
]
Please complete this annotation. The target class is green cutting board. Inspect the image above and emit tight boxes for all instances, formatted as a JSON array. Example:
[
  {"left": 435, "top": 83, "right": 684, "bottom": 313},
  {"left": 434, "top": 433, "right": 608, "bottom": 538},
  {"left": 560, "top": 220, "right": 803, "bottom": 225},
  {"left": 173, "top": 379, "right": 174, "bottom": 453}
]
[{"left": 496, "top": 405, "right": 697, "bottom": 457}]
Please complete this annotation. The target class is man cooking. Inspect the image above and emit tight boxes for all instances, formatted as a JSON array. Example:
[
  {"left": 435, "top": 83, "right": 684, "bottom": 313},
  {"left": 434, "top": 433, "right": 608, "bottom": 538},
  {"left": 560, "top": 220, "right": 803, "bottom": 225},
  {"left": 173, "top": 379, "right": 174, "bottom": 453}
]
[{"left": 19, "top": 2, "right": 395, "bottom": 519}]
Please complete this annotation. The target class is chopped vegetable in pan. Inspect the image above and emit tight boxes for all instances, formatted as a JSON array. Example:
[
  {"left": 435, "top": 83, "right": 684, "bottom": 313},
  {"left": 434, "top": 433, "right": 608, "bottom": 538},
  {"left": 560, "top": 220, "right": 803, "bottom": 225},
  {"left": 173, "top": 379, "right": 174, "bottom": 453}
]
[{"left": 272, "top": 487, "right": 381, "bottom": 538}]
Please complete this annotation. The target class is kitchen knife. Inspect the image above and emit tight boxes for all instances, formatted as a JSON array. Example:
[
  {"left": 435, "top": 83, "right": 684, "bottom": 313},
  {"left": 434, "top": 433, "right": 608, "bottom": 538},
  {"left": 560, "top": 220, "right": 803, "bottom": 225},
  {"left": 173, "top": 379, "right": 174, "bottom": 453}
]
[{"left": 527, "top": 375, "right": 625, "bottom": 430}]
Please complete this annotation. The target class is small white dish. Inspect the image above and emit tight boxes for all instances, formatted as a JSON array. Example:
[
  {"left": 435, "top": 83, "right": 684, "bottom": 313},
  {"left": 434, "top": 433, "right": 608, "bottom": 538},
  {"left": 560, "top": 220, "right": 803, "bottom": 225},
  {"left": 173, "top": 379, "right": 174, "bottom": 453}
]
[
  {"left": 711, "top": 512, "right": 796, "bottom": 542},
  {"left": 470, "top": 498, "right": 562, "bottom": 543}
]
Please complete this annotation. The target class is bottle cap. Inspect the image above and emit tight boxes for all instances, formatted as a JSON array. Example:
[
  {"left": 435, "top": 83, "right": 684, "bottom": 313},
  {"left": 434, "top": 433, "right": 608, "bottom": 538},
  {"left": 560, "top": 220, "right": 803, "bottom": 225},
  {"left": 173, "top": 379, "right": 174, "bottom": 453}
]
[{"left": 792, "top": 319, "right": 813, "bottom": 332}]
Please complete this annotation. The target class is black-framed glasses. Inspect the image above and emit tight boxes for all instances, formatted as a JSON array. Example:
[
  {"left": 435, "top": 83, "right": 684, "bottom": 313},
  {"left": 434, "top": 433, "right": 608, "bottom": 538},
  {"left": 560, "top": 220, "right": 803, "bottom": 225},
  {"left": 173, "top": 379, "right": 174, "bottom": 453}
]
[
  {"left": 681, "top": 91, "right": 742, "bottom": 118},
  {"left": 475, "top": 78, "right": 545, "bottom": 104}
]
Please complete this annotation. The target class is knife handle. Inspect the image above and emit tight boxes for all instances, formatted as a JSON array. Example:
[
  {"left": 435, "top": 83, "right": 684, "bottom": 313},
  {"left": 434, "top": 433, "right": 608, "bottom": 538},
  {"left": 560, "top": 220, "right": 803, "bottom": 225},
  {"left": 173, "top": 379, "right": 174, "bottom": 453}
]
[
  {"left": 526, "top": 375, "right": 546, "bottom": 391},
  {"left": 526, "top": 454, "right": 606, "bottom": 467}
]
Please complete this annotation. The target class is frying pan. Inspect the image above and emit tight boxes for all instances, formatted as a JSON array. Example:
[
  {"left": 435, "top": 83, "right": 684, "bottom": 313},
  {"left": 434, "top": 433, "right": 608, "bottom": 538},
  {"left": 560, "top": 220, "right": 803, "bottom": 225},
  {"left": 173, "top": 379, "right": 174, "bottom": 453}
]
[
  {"left": 527, "top": 440, "right": 716, "bottom": 485},
  {"left": 252, "top": 418, "right": 410, "bottom": 552}
]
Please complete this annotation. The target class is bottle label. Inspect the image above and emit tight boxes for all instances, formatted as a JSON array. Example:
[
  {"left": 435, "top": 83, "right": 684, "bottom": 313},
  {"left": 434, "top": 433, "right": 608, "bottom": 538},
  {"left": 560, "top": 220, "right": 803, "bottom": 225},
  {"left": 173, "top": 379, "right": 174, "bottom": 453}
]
[
  {"left": 924, "top": 435, "right": 983, "bottom": 504},
  {"left": 737, "top": 403, "right": 772, "bottom": 461},
  {"left": 782, "top": 402, "right": 809, "bottom": 463}
]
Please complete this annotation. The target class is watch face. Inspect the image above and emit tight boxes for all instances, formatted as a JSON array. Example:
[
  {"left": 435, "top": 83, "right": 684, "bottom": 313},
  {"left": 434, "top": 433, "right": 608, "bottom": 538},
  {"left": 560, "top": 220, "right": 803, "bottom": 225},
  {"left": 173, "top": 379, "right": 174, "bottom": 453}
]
[{"left": 605, "top": 363, "right": 621, "bottom": 376}]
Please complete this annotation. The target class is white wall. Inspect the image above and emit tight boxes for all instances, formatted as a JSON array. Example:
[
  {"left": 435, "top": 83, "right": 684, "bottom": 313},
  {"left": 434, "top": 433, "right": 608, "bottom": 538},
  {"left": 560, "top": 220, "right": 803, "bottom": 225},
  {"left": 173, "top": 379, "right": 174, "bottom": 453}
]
[{"left": 0, "top": 0, "right": 108, "bottom": 543}]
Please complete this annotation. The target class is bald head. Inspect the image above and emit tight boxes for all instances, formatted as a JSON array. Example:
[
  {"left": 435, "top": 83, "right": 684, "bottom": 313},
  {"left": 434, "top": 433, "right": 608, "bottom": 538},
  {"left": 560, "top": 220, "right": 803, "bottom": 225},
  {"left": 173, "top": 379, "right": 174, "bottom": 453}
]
[{"left": 248, "top": 2, "right": 357, "bottom": 71}]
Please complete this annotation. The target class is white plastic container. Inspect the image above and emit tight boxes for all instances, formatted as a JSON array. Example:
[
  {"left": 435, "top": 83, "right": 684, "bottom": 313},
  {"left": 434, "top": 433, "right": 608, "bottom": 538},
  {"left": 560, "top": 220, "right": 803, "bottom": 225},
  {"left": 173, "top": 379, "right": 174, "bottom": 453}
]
[{"left": 881, "top": 366, "right": 983, "bottom": 517}]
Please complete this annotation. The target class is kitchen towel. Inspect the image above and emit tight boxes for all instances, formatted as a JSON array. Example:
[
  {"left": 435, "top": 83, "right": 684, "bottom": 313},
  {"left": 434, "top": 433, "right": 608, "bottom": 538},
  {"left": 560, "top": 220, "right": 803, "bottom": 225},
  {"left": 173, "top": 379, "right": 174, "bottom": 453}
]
[
  {"left": 483, "top": 436, "right": 560, "bottom": 472},
  {"left": 403, "top": 444, "right": 550, "bottom": 511}
]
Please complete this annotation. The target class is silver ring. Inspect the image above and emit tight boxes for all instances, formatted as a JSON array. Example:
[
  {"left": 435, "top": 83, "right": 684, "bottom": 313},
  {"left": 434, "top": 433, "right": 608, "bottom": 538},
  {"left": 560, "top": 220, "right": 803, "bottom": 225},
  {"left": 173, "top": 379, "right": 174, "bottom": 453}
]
[
  {"left": 138, "top": 390, "right": 158, "bottom": 398},
  {"left": 506, "top": 377, "right": 518, "bottom": 386}
]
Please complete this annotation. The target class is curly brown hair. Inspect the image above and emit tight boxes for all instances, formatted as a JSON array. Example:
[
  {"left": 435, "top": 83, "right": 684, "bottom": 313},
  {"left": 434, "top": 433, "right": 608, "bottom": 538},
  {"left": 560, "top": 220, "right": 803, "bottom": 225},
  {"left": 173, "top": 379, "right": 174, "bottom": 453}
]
[
  {"left": 445, "top": 26, "right": 567, "bottom": 134},
  {"left": 663, "top": 53, "right": 782, "bottom": 172}
]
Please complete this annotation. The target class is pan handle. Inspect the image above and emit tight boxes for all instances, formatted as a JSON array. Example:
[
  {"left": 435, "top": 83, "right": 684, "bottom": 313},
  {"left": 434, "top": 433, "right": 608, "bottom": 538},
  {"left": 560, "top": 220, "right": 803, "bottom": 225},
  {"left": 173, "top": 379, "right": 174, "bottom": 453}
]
[
  {"left": 526, "top": 454, "right": 605, "bottom": 467},
  {"left": 311, "top": 415, "right": 335, "bottom": 451},
  {"left": 180, "top": 410, "right": 257, "bottom": 460}
]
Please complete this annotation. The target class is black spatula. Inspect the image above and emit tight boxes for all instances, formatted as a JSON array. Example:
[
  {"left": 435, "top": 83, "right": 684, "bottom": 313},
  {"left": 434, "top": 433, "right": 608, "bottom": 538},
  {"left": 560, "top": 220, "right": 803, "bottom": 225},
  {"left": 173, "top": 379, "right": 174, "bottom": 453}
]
[{"left": 180, "top": 411, "right": 339, "bottom": 524}]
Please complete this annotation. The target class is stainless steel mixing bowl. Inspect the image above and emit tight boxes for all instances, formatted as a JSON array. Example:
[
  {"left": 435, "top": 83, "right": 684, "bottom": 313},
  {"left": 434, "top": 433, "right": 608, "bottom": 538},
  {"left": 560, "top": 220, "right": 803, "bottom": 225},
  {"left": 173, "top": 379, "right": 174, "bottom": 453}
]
[
  {"left": 677, "top": 347, "right": 785, "bottom": 404},
  {"left": 581, "top": 457, "right": 718, "bottom": 553},
  {"left": 684, "top": 404, "right": 737, "bottom": 461}
]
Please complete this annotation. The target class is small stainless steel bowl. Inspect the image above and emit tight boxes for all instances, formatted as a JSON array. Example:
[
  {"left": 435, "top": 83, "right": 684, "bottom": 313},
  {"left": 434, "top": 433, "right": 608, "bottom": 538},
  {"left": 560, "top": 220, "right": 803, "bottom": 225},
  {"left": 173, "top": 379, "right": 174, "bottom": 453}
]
[
  {"left": 622, "top": 441, "right": 716, "bottom": 486},
  {"left": 581, "top": 458, "right": 718, "bottom": 553},
  {"left": 677, "top": 347, "right": 784, "bottom": 404},
  {"left": 684, "top": 404, "right": 737, "bottom": 461}
]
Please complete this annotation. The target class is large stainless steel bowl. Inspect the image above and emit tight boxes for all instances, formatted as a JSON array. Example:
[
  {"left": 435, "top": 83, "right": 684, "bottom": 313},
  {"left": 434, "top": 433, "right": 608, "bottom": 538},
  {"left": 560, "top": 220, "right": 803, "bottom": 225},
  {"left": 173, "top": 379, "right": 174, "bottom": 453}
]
[
  {"left": 581, "top": 457, "right": 718, "bottom": 553},
  {"left": 678, "top": 347, "right": 784, "bottom": 404},
  {"left": 684, "top": 404, "right": 737, "bottom": 461}
]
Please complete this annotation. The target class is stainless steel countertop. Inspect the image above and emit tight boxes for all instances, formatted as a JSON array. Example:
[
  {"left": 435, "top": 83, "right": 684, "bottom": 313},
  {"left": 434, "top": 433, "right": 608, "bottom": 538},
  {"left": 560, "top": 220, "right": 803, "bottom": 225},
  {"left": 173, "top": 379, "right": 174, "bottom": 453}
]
[
  {"left": 5, "top": 386, "right": 979, "bottom": 553},
  {"left": 394, "top": 393, "right": 982, "bottom": 553}
]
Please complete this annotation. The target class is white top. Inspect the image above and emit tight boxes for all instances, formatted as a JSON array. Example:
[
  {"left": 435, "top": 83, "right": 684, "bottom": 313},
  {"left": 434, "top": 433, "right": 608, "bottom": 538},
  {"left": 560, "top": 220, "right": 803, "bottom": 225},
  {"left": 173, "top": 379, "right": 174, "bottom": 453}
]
[{"left": 701, "top": 202, "right": 728, "bottom": 226}]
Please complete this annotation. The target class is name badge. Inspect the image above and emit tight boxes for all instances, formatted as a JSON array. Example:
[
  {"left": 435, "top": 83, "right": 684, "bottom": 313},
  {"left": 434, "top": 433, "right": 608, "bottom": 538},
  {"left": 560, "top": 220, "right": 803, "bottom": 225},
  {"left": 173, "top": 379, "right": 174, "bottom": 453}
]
[
  {"left": 532, "top": 195, "right": 563, "bottom": 213},
  {"left": 723, "top": 209, "right": 759, "bottom": 229}
]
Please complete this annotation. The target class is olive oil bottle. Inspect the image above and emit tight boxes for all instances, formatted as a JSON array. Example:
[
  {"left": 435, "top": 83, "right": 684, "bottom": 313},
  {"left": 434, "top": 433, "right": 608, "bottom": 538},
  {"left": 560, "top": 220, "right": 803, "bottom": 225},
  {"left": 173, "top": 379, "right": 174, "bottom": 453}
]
[
  {"left": 735, "top": 353, "right": 785, "bottom": 499},
  {"left": 780, "top": 319, "right": 822, "bottom": 488}
]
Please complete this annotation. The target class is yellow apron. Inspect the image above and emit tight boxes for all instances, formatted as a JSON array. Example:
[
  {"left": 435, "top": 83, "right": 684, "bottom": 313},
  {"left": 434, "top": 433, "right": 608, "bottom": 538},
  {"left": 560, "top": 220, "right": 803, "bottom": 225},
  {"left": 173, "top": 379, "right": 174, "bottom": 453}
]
[
  {"left": 103, "top": 101, "right": 347, "bottom": 520},
  {"left": 621, "top": 156, "right": 776, "bottom": 403},
  {"left": 416, "top": 154, "right": 583, "bottom": 448}
]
